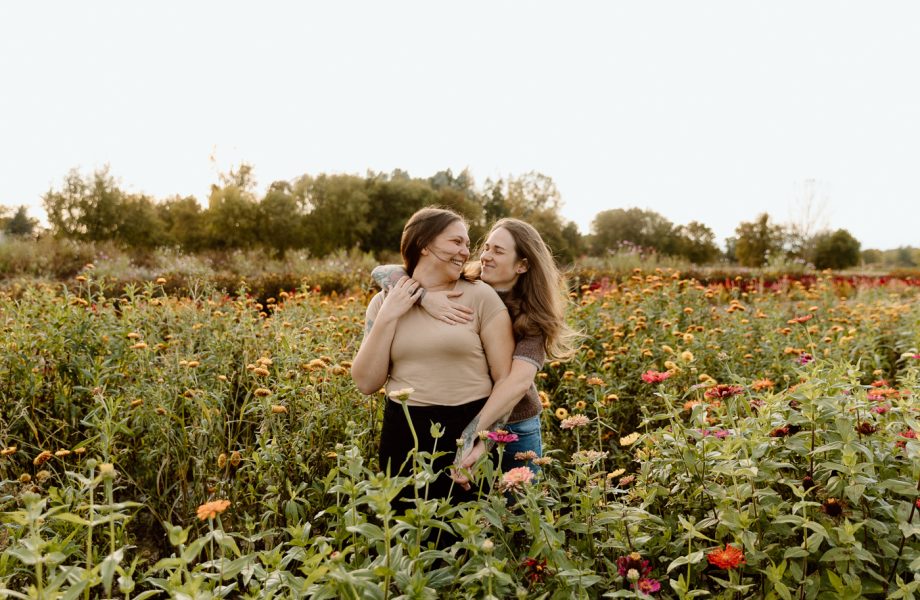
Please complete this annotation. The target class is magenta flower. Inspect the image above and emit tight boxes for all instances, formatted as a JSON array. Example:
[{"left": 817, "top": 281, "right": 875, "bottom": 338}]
[
  {"left": 487, "top": 430, "right": 519, "bottom": 444},
  {"left": 635, "top": 578, "right": 661, "bottom": 595},
  {"left": 797, "top": 353, "right": 814, "bottom": 365},
  {"left": 704, "top": 384, "right": 744, "bottom": 400}
]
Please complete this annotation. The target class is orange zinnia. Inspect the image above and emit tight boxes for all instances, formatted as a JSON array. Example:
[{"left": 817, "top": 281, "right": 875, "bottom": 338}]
[
  {"left": 707, "top": 544, "right": 745, "bottom": 570},
  {"left": 196, "top": 499, "right": 231, "bottom": 521}
]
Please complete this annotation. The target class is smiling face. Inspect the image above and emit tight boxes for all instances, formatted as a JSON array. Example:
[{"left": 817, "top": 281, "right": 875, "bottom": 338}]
[
  {"left": 421, "top": 220, "right": 471, "bottom": 277},
  {"left": 479, "top": 227, "right": 527, "bottom": 291}
]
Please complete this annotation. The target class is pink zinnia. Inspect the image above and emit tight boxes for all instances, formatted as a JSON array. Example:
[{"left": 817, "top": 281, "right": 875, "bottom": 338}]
[
  {"left": 797, "top": 353, "right": 814, "bottom": 365},
  {"left": 870, "top": 404, "right": 890, "bottom": 415},
  {"left": 641, "top": 370, "right": 671, "bottom": 384},
  {"left": 501, "top": 466, "right": 534, "bottom": 491},
  {"left": 635, "top": 578, "right": 661, "bottom": 595},
  {"left": 487, "top": 430, "right": 520, "bottom": 444}
]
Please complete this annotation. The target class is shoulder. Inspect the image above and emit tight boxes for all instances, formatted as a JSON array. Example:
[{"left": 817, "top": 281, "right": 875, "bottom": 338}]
[{"left": 365, "top": 291, "right": 385, "bottom": 317}]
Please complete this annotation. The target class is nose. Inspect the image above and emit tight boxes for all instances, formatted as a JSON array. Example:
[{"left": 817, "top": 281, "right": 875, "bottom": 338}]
[{"left": 460, "top": 245, "right": 470, "bottom": 258}]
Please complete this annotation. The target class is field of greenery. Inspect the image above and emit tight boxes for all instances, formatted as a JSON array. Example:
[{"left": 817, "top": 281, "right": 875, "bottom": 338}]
[{"left": 1, "top": 266, "right": 919, "bottom": 599}]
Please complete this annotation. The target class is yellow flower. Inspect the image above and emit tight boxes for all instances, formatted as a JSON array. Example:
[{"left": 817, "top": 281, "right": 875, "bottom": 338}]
[
  {"left": 680, "top": 351, "right": 694, "bottom": 362},
  {"left": 196, "top": 499, "right": 231, "bottom": 521},
  {"left": 254, "top": 388, "right": 272, "bottom": 397},
  {"left": 1, "top": 446, "right": 17, "bottom": 457},
  {"left": 270, "top": 404, "right": 287, "bottom": 414},
  {"left": 253, "top": 367, "right": 270, "bottom": 377},
  {"left": 619, "top": 432, "right": 641, "bottom": 446},
  {"left": 605, "top": 393, "right": 619, "bottom": 402},
  {"left": 586, "top": 377, "right": 605, "bottom": 386},
  {"left": 575, "top": 400, "right": 587, "bottom": 410},
  {"left": 607, "top": 468, "right": 626, "bottom": 478},
  {"left": 683, "top": 333, "right": 694, "bottom": 344},
  {"left": 661, "top": 345, "right": 674, "bottom": 354},
  {"left": 554, "top": 407, "right": 569, "bottom": 420}
]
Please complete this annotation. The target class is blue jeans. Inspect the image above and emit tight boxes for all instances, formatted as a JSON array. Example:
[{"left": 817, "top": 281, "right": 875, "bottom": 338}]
[{"left": 501, "top": 415, "right": 543, "bottom": 474}]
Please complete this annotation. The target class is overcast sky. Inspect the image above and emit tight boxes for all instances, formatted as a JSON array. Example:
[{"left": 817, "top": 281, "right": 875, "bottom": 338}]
[{"left": 1, "top": 2, "right": 918, "bottom": 250}]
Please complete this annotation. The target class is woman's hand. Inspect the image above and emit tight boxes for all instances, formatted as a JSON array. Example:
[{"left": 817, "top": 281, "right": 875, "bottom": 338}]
[
  {"left": 421, "top": 289, "right": 474, "bottom": 324},
  {"left": 450, "top": 440, "right": 487, "bottom": 491},
  {"left": 376, "top": 276, "right": 422, "bottom": 323}
]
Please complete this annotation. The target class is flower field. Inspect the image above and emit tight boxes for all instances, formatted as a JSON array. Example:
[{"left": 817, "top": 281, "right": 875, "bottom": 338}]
[{"left": 1, "top": 268, "right": 919, "bottom": 598}]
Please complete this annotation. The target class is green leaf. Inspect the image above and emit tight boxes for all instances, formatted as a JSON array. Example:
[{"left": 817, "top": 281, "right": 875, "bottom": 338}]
[{"left": 667, "top": 550, "right": 704, "bottom": 573}]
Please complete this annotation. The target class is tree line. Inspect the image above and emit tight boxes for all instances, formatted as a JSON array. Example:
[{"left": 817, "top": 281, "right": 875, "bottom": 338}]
[{"left": 1, "top": 165, "right": 916, "bottom": 269}]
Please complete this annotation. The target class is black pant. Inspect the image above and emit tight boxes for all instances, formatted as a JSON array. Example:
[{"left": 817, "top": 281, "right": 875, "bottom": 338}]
[{"left": 378, "top": 398, "right": 486, "bottom": 510}]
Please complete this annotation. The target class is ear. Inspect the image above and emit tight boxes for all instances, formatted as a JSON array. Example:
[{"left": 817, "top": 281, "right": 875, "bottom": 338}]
[
  {"left": 421, "top": 248, "right": 429, "bottom": 256},
  {"left": 516, "top": 259, "right": 529, "bottom": 274}
]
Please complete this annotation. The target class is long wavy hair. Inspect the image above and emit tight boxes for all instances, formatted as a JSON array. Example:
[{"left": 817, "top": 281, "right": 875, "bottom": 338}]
[
  {"left": 400, "top": 206, "right": 469, "bottom": 279},
  {"left": 483, "top": 218, "right": 578, "bottom": 360}
]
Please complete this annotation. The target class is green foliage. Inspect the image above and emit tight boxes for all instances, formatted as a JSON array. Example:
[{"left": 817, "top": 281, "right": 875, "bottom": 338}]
[
  {"left": 0, "top": 270, "right": 918, "bottom": 597},
  {"left": 735, "top": 213, "right": 785, "bottom": 267},
  {"left": 4, "top": 206, "right": 38, "bottom": 237},
  {"left": 812, "top": 229, "right": 861, "bottom": 270}
]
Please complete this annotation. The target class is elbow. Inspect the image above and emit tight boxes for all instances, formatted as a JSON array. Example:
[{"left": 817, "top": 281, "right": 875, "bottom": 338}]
[{"left": 352, "top": 374, "right": 381, "bottom": 396}]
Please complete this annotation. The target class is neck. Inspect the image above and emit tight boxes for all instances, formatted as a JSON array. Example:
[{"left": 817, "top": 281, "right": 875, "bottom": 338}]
[{"left": 412, "top": 262, "right": 459, "bottom": 291}]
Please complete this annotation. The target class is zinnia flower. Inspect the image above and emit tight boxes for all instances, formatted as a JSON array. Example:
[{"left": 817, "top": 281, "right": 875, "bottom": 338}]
[
  {"left": 514, "top": 450, "right": 539, "bottom": 461},
  {"left": 635, "top": 578, "right": 661, "bottom": 595},
  {"left": 641, "top": 370, "right": 671, "bottom": 384},
  {"left": 501, "top": 467, "right": 534, "bottom": 491},
  {"left": 33, "top": 450, "right": 53, "bottom": 466},
  {"left": 521, "top": 557, "right": 548, "bottom": 583},
  {"left": 706, "top": 544, "right": 745, "bottom": 570},
  {"left": 620, "top": 432, "right": 641, "bottom": 446},
  {"left": 821, "top": 497, "right": 845, "bottom": 517},
  {"left": 196, "top": 499, "right": 231, "bottom": 520},
  {"left": 387, "top": 387, "right": 414, "bottom": 401},
  {"left": 487, "top": 430, "right": 519, "bottom": 444},
  {"left": 616, "top": 552, "right": 652, "bottom": 577},
  {"left": 704, "top": 384, "right": 744, "bottom": 400},
  {"left": 560, "top": 414, "right": 590, "bottom": 429},
  {"left": 797, "top": 353, "right": 814, "bottom": 365},
  {"left": 855, "top": 421, "right": 877, "bottom": 435},
  {"left": 554, "top": 407, "right": 569, "bottom": 420}
]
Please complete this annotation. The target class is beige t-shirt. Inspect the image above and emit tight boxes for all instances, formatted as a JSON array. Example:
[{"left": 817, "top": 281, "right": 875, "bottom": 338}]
[{"left": 365, "top": 278, "right": 508, "bottom": 406}]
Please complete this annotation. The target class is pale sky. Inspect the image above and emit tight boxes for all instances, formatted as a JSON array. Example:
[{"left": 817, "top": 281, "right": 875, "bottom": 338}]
[{"left": 1, "top": 2, "right": 918, "bottom": 250}]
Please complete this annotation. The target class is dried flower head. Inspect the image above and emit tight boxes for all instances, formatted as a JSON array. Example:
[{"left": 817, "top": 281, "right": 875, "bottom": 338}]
[{"left": 560, "top": 414, "right": 591, "bottom": 430}]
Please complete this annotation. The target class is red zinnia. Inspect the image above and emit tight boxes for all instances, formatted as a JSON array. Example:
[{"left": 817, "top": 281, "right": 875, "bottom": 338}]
[
  {"left": 616, "top": 552, "right": 652, "bottom": 577},
  {"left": 707, "top": 544, "right": 745, "bottom": 570},
  {"left": 521, "top": 557, "right": 548, "bottom": 583},
  {"left": 704, "top": 384, "right": 744, "bottom": 400}
]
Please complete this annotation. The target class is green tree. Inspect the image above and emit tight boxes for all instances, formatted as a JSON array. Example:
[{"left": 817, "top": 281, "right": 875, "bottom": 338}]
[
  {"left": 258, "top": 181, "right": 307, "bottom": 258},
  {"left": 486, "top": 173, "right": 579, "bottom": 263},
  {"left": 590, "top": 208, "right": 678, "bottom": 256},
  {"left": 5, "top": 206, "right": 38, "bottom": 237},
  {"left": 157, "top": 196, "right": 207, "bottom": 252},
  {"left": 364, "top": 173, "right": 438, "bottom": 255},
  {"left": 734, "top": 213, "right": 784, "bottom": 267},
  {"left": 43, "top": 167, "right": 124, "bottom": 241},
  {"left": 203, "top": 164, "right": 260, "bottom": 250},
  {"left": 810, "top": 229, "right": 861, "bottom": 270},
  {"left": 299, "top": 174, "right": 372, "bottom": 257},
  {"left": 117, "top": 194, "right": 167, "bottom": 249},
  {"left": 675, "top": 221, "right": 720, "bottom": 264}
]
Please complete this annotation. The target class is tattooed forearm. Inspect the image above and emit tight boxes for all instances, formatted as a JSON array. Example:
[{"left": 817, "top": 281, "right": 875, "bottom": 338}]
[
  {"left": 364, "top": 317, "right": 375, "bottom": 336},
  {"left": 458, "top": 415, "right": 480, "bottom": 455},
  {"left": 371, "top": 264, "right": 408, "bottom": 290}
]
